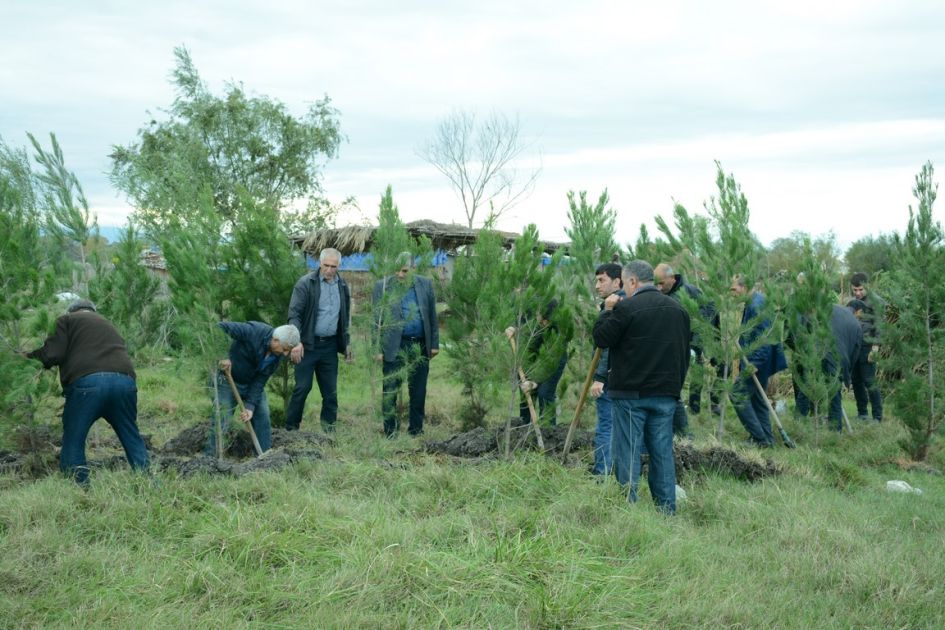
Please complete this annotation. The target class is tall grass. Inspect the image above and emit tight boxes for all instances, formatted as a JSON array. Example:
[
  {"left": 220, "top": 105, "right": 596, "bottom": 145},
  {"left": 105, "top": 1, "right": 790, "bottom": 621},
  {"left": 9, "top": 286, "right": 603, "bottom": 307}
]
[{"left": 1, "top": 353, "right": 943, "bottom": 628}]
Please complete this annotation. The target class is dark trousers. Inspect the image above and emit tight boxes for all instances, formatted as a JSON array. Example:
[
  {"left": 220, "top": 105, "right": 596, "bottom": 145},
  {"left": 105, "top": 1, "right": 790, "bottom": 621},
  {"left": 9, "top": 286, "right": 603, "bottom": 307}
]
[
  {"left": 688, "top": 346, "right": 704, "bottom": 413},
  {"left": 672, "top": 400, "right": 690, "bottom": 437},
  {"left": 852, "top": 349, "right": 883, "bottom": 420},
  {"left": 518, "top": 355, "right": 568, "bottom": 426},
  {"left": 732, "top": 371, "right": 774, "bottom": 446},
  {"left": 794, "top": 362, "right": 844, "bottom": 431},
  {"left": 286, "top": 337, "right": 339, "bottom": 431},
  {"left": 382, "top": 338, "right": 430, "bottom": 436},
  {"left": 60, "top": 372, "right": 149, "bottom": 484}
]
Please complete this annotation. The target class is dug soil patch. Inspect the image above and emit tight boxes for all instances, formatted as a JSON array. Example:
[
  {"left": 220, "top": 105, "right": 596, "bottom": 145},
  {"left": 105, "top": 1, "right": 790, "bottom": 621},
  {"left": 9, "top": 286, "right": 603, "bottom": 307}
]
[
  {"left": 158, "top": 425, "right": 331, "bottom": 477},
  {"left": 425, "top": 424, "right": 594, "bottom": 458},
  {"left": 426, "top": 425, "right": 781, "bottom": 482}
]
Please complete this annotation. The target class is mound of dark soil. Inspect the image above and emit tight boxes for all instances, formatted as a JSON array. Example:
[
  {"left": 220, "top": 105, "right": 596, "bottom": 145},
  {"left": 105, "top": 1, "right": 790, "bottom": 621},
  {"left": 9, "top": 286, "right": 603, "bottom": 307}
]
[
  {"left": 160, "top": 425, "right": 332, "bottom": 459},
  {"left": 425, "top": 423, "right": 594, "bottom": 457},
  {"left": 674, "top": 441, "right": 781, "bottom": 482},
  {"left": 155, "top": 426, "right": 329, "bottom": 477},
  {"left": 159, "top": 447, "right": 311, "bottom": 478}
]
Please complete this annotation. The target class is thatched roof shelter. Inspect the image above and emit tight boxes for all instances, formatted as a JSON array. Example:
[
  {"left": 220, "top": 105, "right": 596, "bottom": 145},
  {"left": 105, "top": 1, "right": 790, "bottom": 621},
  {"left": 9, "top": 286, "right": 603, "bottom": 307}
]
[{"left": 292, "top": 219, "right": 566, "bottom": 256}]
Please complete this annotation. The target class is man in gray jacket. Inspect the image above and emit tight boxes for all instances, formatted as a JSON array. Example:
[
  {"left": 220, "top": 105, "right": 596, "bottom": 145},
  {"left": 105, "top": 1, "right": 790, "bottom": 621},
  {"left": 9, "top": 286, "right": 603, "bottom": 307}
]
[
  {"left": 286, "top": 248, "right": 352, "bottom": 432},
  {"left": 373, "top": 254, "right": 439, "bottom": 437}
]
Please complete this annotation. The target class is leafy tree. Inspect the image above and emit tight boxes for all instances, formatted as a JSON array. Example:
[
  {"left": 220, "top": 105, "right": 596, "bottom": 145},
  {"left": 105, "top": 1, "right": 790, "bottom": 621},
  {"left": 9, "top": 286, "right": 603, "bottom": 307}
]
[
  {"left": 110, "top": 46, "right": 343, "bottom": 232},
  {"left": 844, "top": 233, "right": 896, "bottom": 278},
  {"left": 766, "top": 231, "right": 841, "bottom": 284},
  {"left": 883, "top": 162, "right": 945, "bottom": 461},
  {"left": 418, "top": 109, "right": 539, "bottom": 228}
]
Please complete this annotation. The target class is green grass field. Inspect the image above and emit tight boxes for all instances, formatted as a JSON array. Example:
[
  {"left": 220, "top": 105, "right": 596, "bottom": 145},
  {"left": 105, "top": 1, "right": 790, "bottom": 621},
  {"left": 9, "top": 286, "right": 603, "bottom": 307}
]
[{"left": 1, "top": 349, "right": 943, "bottom": 628}]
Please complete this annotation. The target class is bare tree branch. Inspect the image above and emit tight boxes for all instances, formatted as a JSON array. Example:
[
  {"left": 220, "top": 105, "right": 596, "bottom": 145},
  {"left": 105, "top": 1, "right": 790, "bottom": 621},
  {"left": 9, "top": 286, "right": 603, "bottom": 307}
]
[{"left": 418, "top": 109, "right": 540, "bottom": 228}]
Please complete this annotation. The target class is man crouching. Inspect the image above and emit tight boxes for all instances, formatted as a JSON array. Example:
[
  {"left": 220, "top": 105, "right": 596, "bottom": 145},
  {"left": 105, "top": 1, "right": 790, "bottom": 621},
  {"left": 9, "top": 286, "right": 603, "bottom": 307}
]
[
  {"left": 592, "top": 261, "right": 690, "bottom": 514},
  {"left": 206, "top": 322, "right": 300, "bottom": 456}
]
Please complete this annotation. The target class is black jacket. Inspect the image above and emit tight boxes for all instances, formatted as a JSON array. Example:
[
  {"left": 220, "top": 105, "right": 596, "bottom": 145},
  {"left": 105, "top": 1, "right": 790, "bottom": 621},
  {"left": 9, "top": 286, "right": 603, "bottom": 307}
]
[
  {"left": 288, "top": 271, "right": 351, "bottom": 353},
  {"left": 592, "top": 285, "right": 691, "bottom": 399}
]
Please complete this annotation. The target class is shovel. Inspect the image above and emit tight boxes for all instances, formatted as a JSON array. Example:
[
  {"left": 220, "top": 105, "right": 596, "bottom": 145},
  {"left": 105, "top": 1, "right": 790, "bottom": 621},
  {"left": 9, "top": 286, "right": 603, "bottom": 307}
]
[
  {"left": 222, "top": 364, "right": 265, "bottom": 457},
  {"left": 507, "top": 334, "right": 545, "bottom": 451},
  {"left": 562, "top": 348, "right": 601, "bottom": 461},
  {"left": 751, "top": 372, "right": 796, "bottom": 448}
]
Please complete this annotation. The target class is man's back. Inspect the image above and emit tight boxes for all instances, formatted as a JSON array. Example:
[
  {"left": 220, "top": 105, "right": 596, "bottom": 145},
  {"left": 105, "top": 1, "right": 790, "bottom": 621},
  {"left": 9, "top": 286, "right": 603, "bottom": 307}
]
[{"left": 593, "top": 286, "right": 690, "bottom": 399}]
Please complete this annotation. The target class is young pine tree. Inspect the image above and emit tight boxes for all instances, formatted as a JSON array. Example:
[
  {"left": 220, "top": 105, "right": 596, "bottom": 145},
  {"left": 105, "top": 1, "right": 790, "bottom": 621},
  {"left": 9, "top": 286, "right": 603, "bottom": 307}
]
[
  {"left": 561, "top": 189, "right": 622, "bottom": 424},
  {"left": 368, "top": 186, "right": 434, "bottom": 423},
  {"left": 884, "top": 162, "right": 945, "bottom": 461},
  {"left": 655, "top": 163, "right": 774, "bottom": 440},
  {"left": 781, "top": 238, "right": 844, "bottom": 429},
  {"left": 0, "top": 139, "right": 58, "bottom": 430}
]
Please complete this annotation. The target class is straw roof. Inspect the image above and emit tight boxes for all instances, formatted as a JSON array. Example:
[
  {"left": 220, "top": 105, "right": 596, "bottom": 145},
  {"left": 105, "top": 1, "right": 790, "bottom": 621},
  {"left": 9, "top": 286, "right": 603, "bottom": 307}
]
[{"left": 292, "top": 219, "right": 566, "bottom": 256}]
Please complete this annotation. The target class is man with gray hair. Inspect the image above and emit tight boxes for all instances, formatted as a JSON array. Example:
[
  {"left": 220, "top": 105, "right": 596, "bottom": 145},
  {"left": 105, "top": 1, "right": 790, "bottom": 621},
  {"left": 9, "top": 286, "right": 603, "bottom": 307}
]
[
  {"left": 286, "top": 247, "right": 352, "bottom": 432},
  {"left": 24, "top": 299, "right": 149, "bottom": 484},
  {"left": 205, "top": 321, "right": 300, "bottom": 455},
  {"left": 593, "top": 260, "right": 690, "bottom": 514}
]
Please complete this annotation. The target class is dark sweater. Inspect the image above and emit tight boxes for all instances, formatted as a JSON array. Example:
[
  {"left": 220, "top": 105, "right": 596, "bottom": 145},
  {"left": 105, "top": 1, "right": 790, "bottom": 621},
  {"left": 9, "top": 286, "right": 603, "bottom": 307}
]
[
  {"left": 28, "top": 310, "right": 135, "bottom": 387},
  {"left": 592, "top": 285, "right": 691, "bottom": 399}
]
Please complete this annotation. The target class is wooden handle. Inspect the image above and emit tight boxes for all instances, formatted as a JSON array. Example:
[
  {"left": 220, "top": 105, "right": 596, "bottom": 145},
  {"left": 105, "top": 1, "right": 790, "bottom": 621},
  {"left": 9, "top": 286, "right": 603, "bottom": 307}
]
[{"left": 222, "top": 366, "right": 264, "bottom": 457}]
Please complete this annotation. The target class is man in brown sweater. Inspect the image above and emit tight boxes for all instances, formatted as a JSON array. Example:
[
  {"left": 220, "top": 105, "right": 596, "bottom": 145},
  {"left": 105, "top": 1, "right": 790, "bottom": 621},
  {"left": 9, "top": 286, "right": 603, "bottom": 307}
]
[{"left": 25, "top": 300, "right": 149, "bottom": 484}]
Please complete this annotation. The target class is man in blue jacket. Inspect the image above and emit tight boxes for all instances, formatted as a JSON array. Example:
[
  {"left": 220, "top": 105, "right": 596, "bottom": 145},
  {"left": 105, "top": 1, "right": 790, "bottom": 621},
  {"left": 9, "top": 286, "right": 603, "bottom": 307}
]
[
  {"left": 730, "top": 275, "right": 788, "bottom": 447},
  {"left": 206, "top": 321, "right": 300, "bottom": 455},
  {"left": 373, "top": 254, "right": 439, "bottom": 437}
]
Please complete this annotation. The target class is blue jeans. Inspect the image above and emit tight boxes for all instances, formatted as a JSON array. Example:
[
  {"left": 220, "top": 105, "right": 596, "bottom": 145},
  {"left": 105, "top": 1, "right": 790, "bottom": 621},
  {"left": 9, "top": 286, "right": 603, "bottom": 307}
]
[
  {"left": 382, "top": 338, "right": 430, "bottom": 436},
  {"left": 592, "top": 391, "right": 613, "bottom": 475},
  {"left": 519, "top": 355, "right": 568, "bottom": 426},
  {"left": 612, "top": 396, "right": 677, "bottom": 514},
  {"left": 286, "top": 337, "right": 339, "bottom": 431},
  {"left": 205, "top": 372, "right": 272, "bottom": 455},
  {"left": 61, "top": 372, "right": 149, "bottom": 484}
]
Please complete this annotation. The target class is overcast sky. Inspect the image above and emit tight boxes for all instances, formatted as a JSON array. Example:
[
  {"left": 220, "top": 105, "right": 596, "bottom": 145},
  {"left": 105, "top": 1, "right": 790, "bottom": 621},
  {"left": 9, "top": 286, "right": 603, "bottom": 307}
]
[{"left": 2, "top": 1, "right": 943, "bottom": 249}]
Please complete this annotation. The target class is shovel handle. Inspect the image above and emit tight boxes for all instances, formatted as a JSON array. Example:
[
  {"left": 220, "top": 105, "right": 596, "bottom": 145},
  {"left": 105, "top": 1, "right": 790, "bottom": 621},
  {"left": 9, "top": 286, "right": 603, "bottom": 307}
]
[
  {"left": 562, "top": 348, "right": 601, "bottom": 460},
  {"left": 222, "top": 365, "right": 265, "bottom": 457},
  {"left": 750, "top": 372, "right": 796, "bottom": 448},
  {"left": 508, "top": 335, "right": 545, "bottom": 451}
]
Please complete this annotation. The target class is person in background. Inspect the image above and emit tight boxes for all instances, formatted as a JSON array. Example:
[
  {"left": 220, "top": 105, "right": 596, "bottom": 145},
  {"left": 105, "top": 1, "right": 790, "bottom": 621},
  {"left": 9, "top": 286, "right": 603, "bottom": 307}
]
[{"left": 849, "top": 272, "right": 885, "bottom": 421}]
